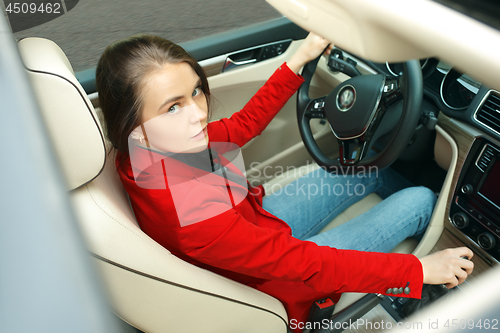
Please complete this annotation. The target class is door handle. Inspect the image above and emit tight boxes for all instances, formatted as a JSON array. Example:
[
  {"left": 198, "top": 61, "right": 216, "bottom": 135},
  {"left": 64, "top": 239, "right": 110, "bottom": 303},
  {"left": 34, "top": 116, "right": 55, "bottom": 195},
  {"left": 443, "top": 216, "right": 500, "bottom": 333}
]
[
  {"left": 227, "top": 58, "right": 257, "bottom": 66},
  {"left": 223, "top": 56, "right": 257, "bottom": 72},
  {"left": 221, "top": 39, "right": 292, "bottom": 73}
]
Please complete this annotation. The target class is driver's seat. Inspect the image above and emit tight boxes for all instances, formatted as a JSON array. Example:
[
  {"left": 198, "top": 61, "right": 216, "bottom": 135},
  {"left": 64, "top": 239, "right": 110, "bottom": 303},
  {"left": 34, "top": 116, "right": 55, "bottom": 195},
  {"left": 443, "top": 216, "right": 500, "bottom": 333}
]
[
  {"left": 18, "top": 37, "right": 289, "bottom": 333},
  {"left": 18, "top": 37, "right": 417, "bottom": 333}
]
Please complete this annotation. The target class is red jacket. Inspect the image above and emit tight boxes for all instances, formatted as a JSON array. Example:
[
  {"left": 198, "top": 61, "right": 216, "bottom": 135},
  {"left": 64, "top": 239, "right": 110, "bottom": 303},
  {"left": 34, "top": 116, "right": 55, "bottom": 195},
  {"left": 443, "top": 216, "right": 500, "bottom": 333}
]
[{"left": 117, "top": 63, "right": 423, "bottom": 331}]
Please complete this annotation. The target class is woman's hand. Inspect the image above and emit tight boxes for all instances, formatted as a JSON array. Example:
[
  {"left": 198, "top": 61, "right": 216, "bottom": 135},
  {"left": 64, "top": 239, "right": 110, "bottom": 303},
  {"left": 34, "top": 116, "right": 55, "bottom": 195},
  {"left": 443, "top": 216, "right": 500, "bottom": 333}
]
[
  {"left": 287, "top": 32, "right": 333, "bottom": 74},
  {"left": 419, "top": 247, "right": 474, "bottom": 289}
]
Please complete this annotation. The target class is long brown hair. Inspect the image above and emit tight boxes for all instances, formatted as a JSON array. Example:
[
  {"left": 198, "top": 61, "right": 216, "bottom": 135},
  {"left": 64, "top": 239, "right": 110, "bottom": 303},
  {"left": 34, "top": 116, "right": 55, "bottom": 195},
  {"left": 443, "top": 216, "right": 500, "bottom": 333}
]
[{"left": 96, "top": 34, "right": 211, "bottom": 153}]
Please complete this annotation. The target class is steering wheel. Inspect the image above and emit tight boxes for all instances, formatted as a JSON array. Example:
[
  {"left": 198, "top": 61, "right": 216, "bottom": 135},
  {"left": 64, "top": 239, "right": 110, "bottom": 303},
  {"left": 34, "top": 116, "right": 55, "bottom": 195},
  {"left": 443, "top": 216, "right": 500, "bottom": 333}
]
[{"left": 297, "top": 55, "right": 423, "bottom": 172}]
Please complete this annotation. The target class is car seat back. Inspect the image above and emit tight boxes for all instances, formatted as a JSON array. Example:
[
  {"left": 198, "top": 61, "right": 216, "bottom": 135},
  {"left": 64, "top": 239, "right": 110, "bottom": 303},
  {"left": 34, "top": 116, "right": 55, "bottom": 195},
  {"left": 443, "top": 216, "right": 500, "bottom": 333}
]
[{"left": 18, "top": 37, "right": 289, "bottom": 333}]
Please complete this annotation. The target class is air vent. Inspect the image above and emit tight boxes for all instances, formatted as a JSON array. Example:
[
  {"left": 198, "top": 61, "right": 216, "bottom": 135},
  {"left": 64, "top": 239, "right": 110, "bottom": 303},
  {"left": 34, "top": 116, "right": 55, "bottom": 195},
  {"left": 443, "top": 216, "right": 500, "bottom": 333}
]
[
  {"left": 476, "top": 144, "right": 497, "bottom": 171},
  {"left": 475, "top": 90, "right": 500, "bottom": 135}
]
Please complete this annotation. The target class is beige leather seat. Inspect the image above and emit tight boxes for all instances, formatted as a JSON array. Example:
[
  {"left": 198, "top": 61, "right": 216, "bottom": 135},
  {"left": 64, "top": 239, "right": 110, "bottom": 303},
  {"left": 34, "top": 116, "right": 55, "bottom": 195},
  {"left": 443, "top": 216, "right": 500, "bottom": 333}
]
[{"left": 18, "top": 37, "right": 417, "bottom": 332}]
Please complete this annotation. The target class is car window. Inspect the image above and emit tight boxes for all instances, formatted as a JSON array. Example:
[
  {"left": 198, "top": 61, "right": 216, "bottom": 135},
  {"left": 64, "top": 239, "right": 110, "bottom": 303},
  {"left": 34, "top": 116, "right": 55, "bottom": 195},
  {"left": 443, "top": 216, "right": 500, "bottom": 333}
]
[{"left": 4, "top": 0, "right": 282, "bottom": 72}]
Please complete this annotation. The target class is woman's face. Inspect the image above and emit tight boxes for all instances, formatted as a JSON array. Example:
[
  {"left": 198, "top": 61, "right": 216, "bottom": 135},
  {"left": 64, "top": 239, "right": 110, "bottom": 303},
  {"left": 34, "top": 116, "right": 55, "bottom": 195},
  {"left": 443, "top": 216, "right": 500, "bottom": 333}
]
[{"left": 134, "top": 62, "right": 209, "bottom": 154}]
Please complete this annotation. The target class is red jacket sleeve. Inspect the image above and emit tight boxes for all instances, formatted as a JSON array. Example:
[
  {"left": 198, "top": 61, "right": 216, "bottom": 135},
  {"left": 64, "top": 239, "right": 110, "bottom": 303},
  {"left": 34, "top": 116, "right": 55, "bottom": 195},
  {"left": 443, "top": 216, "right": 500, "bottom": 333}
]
[
  {"left": 177, "top": 190, "right": 423, "bottom": 298},
  {"left": 208, "top": 62, "right": 304, "bottom": 147}
]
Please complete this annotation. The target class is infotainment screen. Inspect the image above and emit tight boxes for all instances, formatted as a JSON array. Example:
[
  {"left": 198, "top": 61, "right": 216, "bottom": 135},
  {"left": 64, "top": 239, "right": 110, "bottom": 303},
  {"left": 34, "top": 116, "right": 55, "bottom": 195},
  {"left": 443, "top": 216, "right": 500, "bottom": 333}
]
[{"left": 478, "top": 159, "right": 500, "bottom": 209}]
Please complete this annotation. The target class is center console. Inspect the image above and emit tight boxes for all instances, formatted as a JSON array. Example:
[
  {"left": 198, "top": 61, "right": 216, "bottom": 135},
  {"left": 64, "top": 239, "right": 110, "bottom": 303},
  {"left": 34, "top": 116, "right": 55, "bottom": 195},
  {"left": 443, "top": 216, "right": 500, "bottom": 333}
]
[{"left": 450, "top": 137, "right": 500, "bottom": 262}]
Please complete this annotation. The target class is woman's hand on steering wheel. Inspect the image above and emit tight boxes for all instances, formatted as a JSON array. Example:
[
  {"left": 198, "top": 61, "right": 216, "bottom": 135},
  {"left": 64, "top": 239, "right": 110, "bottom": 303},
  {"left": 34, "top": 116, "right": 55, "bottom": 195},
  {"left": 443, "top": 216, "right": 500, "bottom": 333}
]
[{"left": 287, "top": 32, "right": 332, "bottom": 74}]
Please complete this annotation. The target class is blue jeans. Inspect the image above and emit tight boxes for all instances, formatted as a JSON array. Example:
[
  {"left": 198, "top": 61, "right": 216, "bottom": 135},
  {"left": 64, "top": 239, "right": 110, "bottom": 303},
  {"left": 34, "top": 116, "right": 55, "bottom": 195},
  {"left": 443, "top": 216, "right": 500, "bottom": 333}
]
[{"left": 262, "top": 167, "right": 436, "bottom": 253}]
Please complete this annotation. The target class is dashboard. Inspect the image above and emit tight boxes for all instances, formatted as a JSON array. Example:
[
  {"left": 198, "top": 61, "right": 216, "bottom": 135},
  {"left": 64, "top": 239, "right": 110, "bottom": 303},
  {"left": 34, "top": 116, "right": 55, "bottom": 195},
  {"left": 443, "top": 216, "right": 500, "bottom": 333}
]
[
  {"left": 329, "top": 47, "right": 500, "bottom": 266},
  {"left": 330, "top": 48, "right": 500, "bottom": 142},
  {"left": 376, "top": 58, "right": 484, "bottom": 119}
]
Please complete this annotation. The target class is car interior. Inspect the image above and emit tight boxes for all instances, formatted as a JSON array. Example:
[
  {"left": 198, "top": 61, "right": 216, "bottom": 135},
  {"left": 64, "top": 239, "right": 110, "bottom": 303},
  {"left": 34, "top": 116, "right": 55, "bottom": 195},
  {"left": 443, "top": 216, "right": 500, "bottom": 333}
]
[{"left": 4, "top": 0, "right": 500, "bottom": 332}]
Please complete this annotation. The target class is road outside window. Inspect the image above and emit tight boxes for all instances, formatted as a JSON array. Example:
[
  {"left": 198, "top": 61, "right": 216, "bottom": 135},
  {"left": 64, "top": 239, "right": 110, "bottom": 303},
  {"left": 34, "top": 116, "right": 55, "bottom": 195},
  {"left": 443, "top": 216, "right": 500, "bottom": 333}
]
[{"left": 2, "top": 0, "right": 282, "bottom": 72}]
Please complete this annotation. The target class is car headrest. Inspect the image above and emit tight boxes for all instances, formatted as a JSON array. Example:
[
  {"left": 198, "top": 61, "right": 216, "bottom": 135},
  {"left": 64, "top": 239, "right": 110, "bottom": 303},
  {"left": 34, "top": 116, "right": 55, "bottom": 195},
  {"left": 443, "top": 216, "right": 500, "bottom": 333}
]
[{"left": 18, "top": 37, "right": 106, "bottom": 190}]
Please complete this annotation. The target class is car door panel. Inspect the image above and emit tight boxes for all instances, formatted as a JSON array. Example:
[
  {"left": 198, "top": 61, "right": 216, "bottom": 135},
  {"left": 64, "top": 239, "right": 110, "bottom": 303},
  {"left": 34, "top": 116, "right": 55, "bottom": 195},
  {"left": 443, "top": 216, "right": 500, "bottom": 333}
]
[{"left": 76, "top": 17, "right": 307, "bottom": 94}]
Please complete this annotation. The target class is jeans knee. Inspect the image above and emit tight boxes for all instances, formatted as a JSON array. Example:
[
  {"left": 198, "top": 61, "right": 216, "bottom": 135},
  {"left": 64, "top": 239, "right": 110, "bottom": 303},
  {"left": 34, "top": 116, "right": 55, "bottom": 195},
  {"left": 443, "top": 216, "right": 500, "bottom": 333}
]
[
  {"left": 417, "top": 186, "right": 437, "bottom": 207},
  {"left": 400, "top": 186, "right": 437, "bottom": 217}
]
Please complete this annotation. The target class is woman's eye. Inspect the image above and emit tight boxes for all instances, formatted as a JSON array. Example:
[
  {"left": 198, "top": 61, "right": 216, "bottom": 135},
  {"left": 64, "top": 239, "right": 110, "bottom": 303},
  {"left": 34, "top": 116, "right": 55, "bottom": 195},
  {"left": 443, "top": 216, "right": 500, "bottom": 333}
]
[
  {"left": 167, "top": 104, "right": 180, "bottom": 114},
  {"left": 192, "top": 87, "right": 201, "bottom": 97}
]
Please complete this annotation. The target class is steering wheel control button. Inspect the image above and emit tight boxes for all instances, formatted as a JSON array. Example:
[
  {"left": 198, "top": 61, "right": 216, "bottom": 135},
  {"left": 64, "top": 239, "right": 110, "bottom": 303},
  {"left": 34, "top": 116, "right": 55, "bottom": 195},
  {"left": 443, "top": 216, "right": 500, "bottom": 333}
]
[
  {"left": 314, "top": 101, "right": 325, "bottom": 109},
  {"left": 306, "top": 99, "right": 326, "bottom": 119},
  {"left": 451, "top": 212, "right": 469, "bottom": 229},
  {"left": 383, "top": 82, "right": 396, "bottom": 93},
  {"left": 336, "top": 85, "right": 356, "bottom": 112},
  {"left": 478, "top": 232, "right": 496, "bottom": 250}
]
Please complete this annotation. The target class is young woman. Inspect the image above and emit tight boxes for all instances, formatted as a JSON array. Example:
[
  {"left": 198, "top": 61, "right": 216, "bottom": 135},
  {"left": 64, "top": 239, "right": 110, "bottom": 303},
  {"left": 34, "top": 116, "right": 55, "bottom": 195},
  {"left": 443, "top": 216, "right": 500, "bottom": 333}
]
[{"left": 96, "top": 32, "right": 474, "bottom": 331}]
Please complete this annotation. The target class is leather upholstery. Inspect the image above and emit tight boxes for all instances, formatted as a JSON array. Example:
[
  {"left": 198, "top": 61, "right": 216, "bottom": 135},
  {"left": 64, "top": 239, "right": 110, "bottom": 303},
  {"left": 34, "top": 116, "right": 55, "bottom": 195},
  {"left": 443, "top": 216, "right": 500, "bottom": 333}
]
[{"left": 18, "top": 38, "right": 106, "bottom": 190}]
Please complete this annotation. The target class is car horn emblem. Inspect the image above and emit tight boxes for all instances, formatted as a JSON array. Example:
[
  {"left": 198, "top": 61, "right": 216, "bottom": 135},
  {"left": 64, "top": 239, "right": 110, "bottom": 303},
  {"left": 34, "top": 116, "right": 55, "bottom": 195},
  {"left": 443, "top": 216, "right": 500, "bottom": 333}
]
[{"left": 336, "top": 85, "right": 356, "bottom": 112}]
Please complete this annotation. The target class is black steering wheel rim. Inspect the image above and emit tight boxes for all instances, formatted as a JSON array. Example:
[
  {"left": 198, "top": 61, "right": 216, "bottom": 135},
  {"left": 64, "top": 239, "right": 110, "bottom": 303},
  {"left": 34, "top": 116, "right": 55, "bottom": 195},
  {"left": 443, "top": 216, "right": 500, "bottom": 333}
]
[{"left": 297, "top": 56, "right": 423, "bottom": 172}]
